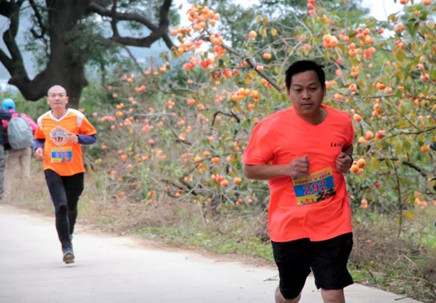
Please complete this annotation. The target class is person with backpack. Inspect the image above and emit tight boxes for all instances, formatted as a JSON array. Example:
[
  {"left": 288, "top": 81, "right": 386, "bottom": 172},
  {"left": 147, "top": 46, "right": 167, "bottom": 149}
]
[
  {"left": 1, "top": 98, "right": 37, "bottom": 199},
  {"left": 34, "top": 85, "right": 97, "bottom": 264},
  {"left": 0, "top": 104, "right": 11, "bottom": 199}
]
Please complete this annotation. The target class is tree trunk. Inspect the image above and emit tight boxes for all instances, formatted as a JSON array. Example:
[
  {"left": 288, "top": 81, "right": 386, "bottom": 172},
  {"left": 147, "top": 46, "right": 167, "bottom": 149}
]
[
  {"left": 4, "top": 1, "right": 89, "bottom": 108},
  {"left": 44, "top": 0, "right": 90, "bottom": 108},
  {"left": 0, "top": 0, "right": 174, "bottom": 108}
]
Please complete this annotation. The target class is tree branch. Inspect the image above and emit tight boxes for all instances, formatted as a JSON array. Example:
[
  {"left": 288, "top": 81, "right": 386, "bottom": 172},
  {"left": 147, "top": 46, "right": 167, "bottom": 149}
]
[
  {"left": 29, "top": 0, "right": 47, "bottom": 39},
  {"left": 88, "top": 0, "right": 174, "bottom": 48},
  {"left": 379, "top": 157, "right": 431, "bottom": 179},
  {"left": 0, "top": 0, "right": 30, "bottom": 83},
  {"left": 110, "top": 0, "right": 119, "bottom": 37},
  {"left": 402, "top": 161, "right": 428, "bottom": 178},
  {"left": 88, "top": 1, "right": 157, "bottom": 30},
  {"left": 214, "top": 38, "right": 284, "bottom": 93}
]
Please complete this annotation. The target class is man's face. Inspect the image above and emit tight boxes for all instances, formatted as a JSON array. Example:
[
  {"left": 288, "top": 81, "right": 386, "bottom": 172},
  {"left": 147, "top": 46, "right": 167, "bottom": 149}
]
[
  {"left": 47, "top": 87, "right": 68, "bottom": 110},
  {"left": 287, "top": 70, "right": 326, "bottom": 119}
]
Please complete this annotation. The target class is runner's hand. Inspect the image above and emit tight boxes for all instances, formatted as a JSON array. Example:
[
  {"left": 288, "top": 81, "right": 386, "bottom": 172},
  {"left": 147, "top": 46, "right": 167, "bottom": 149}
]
[
  {"left": 34, "top": 147, "right": 44, "bottom": 161},
  {"left": 289, "top": 155, "right": 310, "bottom": 178},
  {"left": 65, "top": 132, "right": 79, "bottom": 143},
  {"left": 336, "top": 152, "right": 353, "bottom": 173}
]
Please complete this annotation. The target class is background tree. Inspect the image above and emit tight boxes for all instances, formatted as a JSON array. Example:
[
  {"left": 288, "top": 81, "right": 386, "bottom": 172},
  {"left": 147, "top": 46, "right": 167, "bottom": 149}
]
[
  {"left": 95, "top": 0, "right": 435, "bottom": 233},
  {"left": 1, "top": 1, "right": 434, "bottom": 301},
  {"left": 0, "top": 0, "right": 178, "bottom": 108},
  {"left": 190, "top": 0, "right": 368, "bottom": 50}
]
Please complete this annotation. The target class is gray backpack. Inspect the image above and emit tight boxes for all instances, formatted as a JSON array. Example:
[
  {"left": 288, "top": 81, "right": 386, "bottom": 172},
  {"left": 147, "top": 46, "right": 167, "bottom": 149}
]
[{"left": 7, "top": 114, "right": 33, "bottom": 149}]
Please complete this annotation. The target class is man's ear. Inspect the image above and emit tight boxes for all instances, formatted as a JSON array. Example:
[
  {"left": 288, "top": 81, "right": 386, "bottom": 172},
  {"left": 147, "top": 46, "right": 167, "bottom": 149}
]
[{"left": 65, "top": 97, "right": 69, "bottom": 104}]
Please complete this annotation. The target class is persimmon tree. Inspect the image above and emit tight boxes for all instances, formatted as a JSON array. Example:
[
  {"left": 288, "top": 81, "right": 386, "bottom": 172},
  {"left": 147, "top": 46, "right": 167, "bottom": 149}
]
[{"left": 94, "top": 1, "right": 435, "bottom": 225}]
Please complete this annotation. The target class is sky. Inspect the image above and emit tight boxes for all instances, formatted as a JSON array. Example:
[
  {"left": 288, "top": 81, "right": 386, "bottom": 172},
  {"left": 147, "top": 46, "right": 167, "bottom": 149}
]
[
  {"left": 362, "top": 0, "right": 404, "bottom": 20},
  {"left": 0, "top": 0, "right": 407, "bottom": 91}
]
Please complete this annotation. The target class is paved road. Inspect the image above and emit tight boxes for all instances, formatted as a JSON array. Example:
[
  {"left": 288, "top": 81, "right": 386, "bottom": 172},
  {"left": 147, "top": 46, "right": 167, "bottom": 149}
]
[{"left": 0, "top": 204, "right": 423, "bottom": 303}]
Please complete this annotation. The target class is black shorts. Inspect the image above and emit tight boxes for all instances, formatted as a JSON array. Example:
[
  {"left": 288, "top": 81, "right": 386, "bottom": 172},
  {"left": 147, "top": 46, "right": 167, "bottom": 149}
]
[{"left": 272, "top": 233, "right": 354, "bottom": 300}]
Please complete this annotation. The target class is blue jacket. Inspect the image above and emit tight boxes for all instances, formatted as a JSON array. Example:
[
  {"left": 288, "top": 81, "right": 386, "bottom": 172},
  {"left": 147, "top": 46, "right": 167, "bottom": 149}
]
[{"left": 0, "top": 109, "right": 11, "bottom": 146}]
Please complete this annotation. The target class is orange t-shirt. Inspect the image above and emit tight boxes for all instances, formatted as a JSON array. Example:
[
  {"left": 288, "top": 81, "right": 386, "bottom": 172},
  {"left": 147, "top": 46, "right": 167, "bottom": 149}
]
[
  {"left": 35, "top": 109, "right": 97, "bottom": 176},
  {"left": 242, "top": 106, "right": 354, "bottom": 242}
]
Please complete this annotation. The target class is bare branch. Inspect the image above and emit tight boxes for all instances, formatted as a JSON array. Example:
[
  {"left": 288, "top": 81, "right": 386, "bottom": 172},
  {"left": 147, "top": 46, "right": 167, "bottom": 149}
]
[
  {"left": 0, "top": 0, "right": 29, "bottom": 83},
  {"left": 110, "top": 0, "right": 119, "bottom": 37},
  {"left": 379, "top": 157, "right": 432, "bottom": 179},
  {"left": 88, "top": 0, "right": 174, "bottom": 48},
  {"left": 214, "top": 38, "right": 284, "bottom": 93},
  {"left": 88, "top": 1, "right": 157, "bottom": 30},
  {"left": 402, "top": 161, "right": 428, "bottom": 178},
  {"left": 28, "top": 0, "right": 47, "bottom": 38}
]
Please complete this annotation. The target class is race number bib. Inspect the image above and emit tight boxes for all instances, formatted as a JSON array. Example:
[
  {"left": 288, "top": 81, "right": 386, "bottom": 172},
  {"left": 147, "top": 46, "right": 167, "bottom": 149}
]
[
  {"left": 51, "top": 146, "right": 73, "bottom": 163},
  {"left": 292, "top": 167, "right": 336, "bottom": 205}
]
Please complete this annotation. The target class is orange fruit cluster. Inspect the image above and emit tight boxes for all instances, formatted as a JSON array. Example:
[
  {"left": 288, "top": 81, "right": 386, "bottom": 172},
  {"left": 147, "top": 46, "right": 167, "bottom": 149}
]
[
  {"left": 307, "top": 0, "right": 316, "bottom": 15},
  {"left": 187, "top": 5, "right": 220, "bottom": 31},
  {"left": 322, "top": 34, "right": 339, "bottom": 48},
  {"left": 350, "top": 158, "right": 366, "bottom": 175}
]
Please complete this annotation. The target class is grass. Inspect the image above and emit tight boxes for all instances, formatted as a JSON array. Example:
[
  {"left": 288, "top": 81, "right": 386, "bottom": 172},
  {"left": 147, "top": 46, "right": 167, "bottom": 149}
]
[
  {"left": 4, "top": 166, "right": 436, "bottom": 303},
  {"left": 133, "top": 225, "right": 274, "bottom": 262},
  {"left": 349, "top": 208, "right": 436, "bottom": 302}
]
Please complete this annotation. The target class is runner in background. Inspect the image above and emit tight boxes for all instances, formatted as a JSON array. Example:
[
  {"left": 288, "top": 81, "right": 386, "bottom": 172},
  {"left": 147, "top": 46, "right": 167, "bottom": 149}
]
[
  {"left": 243, "top": 60, "right": 355, "bottom": 303},
  {"left": 1, "top": 98, "right": 37, "bottom": 198},
  {"left": 34, "top": 85, "right": 97, "bottom": 264},
  {"left": 0, "top": 106, "right": 11, "bottom": 199}
]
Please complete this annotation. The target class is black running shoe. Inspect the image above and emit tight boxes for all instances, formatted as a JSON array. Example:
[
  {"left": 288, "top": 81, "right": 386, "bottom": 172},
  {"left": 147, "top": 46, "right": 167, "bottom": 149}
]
[{"left": 63, "top": 248, "right": 75, "bottom": 264}]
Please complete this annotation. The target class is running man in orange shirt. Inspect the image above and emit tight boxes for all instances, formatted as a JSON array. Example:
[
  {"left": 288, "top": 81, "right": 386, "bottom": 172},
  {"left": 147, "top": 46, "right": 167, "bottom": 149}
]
[
  {"left": 34, "top": 85, "right": 97, "bottom": 264},
  {"left": 243, "top": 60, "right": 354, "bottom": 303}
]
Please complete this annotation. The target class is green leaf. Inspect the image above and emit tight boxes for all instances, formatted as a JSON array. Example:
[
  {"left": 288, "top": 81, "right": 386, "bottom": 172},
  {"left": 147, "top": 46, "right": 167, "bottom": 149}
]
[
  {"left": 402, "top": 140, "right": 412, "bottom": 152},
  {"left": 274, "top": 66, "right": 281, "bottom": 74},
  {"left": 430, "top": 69, "right": 436, "bottom": 81},
  {"left": 372, "top": 157, "right": 381, "bottom": 170},
  {"left": 261, "top": 28, "right": 268, "bottom": 38},
  {"left": 160, "top": 52, "right": 169, "bottom": 61},
  {"left": 409, "top": 69, "right": 421, "bottom": 79}
]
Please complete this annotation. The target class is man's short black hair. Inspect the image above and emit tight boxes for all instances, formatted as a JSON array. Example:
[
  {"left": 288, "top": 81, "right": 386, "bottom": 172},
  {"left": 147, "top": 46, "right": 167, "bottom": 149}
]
[{"left": 285, "top": 60, "right": 326, "bottom": 91}]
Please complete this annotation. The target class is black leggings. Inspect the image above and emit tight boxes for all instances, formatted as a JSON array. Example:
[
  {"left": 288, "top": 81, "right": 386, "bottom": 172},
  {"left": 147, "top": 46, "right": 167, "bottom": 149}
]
[{"left": 44, "top": 169, "right": 84, "bottom": 250}]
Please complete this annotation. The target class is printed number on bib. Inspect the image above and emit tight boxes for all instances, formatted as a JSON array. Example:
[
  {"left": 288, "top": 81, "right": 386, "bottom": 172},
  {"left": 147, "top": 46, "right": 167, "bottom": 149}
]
[
  {"left": 292, "top": 167, "right": 336, "bottom": 205},
  {"left": 51, "top": 146, "right": 73, "bottom": 163}
]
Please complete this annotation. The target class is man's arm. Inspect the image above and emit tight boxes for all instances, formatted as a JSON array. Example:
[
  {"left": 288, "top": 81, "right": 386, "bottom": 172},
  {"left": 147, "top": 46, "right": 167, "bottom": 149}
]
[
  {"left": 244, "top": 155, "right": 310, "bottom": 180},
  {"left": 34, "top": 139, "right": 45, "bottom": 161},
  {"left": 34, "top": 138, "right": 45, "bottom": 151},
  {"left": 244, "top": 164, "right": 292, "bottom": 180},
  {"left": 77, "top": 134, "right": 97, "bottom": 145},
  {"left": 0, "top": 111, "right": 11, "bottom": 121}
]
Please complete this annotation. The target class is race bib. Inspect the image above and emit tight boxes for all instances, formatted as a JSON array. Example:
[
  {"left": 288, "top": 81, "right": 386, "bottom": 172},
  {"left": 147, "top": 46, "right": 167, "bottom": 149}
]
[
  {"left": 51, "top": 146, "right": 73, "bottom": 163},
  {"left": 292, "top": 167, "right": 336, "bottom": 205}
]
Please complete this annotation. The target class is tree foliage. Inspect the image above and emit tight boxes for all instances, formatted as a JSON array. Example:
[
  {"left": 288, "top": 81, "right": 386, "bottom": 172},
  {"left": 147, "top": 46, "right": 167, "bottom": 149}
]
[
  {"left": 93, "top": 1, "right": 435, "bottom": 227},
  {"left": 188, "top": 0, "right": 369, "bottom": 50}
]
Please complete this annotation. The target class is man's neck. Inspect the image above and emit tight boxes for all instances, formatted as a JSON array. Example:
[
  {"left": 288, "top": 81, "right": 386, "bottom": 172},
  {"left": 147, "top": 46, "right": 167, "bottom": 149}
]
[
  {"left": 300, "top": 107, "right": 327, "bottom": 125},
  {"left": 52, "top": 108, "right": 67, "bottom": 119}
]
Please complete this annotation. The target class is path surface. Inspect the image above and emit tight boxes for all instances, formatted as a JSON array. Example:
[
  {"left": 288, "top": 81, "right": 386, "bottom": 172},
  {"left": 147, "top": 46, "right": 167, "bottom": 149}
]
[{"left": 0, "top": 204, "right": 423, "bottom": 303}]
